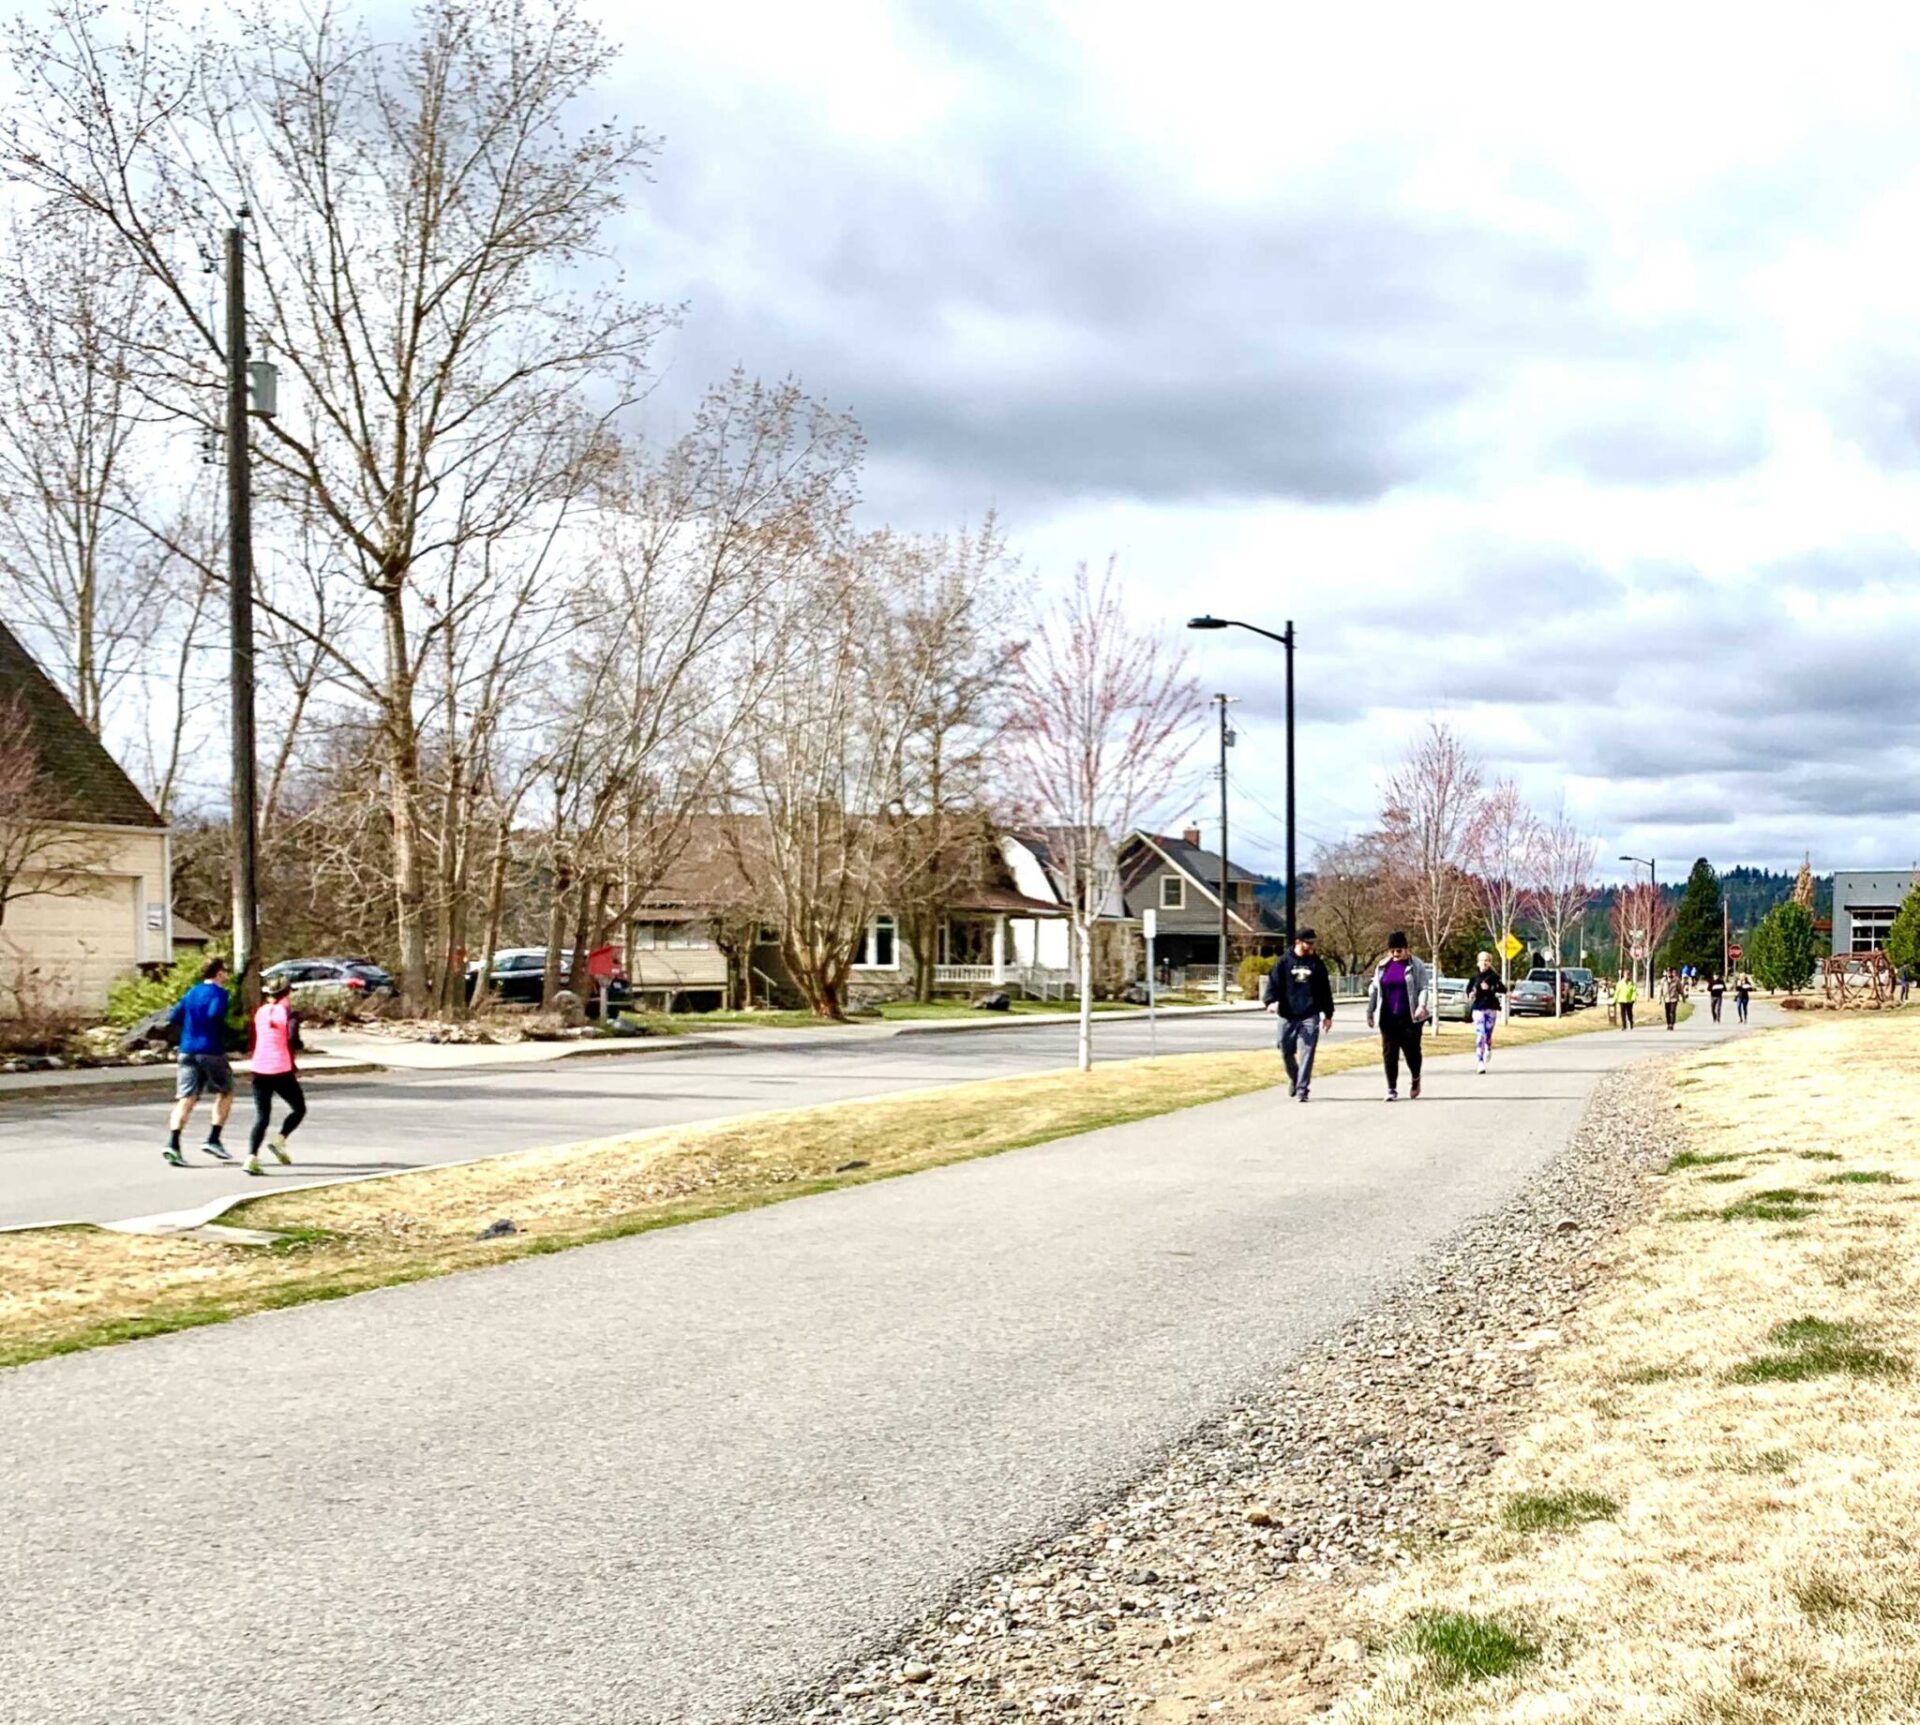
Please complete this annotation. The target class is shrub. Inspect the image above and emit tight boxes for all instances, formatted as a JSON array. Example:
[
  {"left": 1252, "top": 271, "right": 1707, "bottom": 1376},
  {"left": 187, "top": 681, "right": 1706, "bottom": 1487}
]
[
  {"left": 105, "top": 948, "right": 222, "bottom": 1028},
  {"left": 1237, "top": 954, "right": 1277, "bottom": 999},
  {"left": 1748, "top": 901, "right": 1818, "bottom": 992}
]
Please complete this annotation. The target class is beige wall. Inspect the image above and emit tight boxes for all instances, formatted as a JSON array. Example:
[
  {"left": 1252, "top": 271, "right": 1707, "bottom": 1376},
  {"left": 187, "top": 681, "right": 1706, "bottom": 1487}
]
[{"left": 0, "top": 826, "right": 170, "bottom": 1014}]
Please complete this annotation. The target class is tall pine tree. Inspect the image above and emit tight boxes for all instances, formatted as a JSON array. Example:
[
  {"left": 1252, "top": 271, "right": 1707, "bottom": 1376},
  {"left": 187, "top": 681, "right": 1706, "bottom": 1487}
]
[{"left": 1666, "top": 857, "right": 1725, "bottom": 974}]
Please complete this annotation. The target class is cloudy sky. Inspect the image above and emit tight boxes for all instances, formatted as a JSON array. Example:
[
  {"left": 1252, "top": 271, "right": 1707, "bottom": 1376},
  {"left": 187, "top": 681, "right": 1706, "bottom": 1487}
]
[{"left": 597, "top": 0, "right": 1920, "bottom": 882}]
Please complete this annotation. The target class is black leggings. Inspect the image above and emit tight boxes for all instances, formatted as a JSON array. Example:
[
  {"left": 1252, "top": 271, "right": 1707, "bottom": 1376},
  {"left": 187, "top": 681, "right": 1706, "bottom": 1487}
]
[
  {"left": 1665, "top": 1000, "right": 1678, "bottom": 1029},
  {"left": 250, "top": 1073, "right": 307, "bottom": 1154},
  {"left": 1380, "top": 1012, "right": 1422, "bottom": 1089},
  {"left": 1620, "top": 1001, "right": 1635, "bottom": 1029}
]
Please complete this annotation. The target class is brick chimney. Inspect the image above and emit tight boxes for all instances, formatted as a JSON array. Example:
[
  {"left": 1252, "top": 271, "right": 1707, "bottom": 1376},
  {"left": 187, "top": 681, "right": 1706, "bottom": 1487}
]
[{"left": 1182, "top": 826, "right": 1202, "bottom": 848}]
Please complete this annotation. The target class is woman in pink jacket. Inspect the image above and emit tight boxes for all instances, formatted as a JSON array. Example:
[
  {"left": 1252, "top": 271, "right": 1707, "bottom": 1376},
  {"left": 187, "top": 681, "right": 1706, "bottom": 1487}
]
[{"left": 246, "top": 973, "right": 307, "bottom": 1176}]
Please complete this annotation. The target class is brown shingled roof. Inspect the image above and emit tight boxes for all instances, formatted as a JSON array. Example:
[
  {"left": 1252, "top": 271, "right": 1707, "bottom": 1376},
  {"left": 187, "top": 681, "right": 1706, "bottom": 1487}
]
[{"left": 0, "top": 619, "right": 164, "bottom": 829}]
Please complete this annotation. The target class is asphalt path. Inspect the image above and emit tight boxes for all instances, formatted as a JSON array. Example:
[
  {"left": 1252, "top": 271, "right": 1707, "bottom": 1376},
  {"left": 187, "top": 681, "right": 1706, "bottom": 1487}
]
[
  {"left": 0, "top": 1005, "right": 1754, "bottom": 1724},
  {"left": 0, "top": 1008, "right": 1382, "bottom": 1230}
]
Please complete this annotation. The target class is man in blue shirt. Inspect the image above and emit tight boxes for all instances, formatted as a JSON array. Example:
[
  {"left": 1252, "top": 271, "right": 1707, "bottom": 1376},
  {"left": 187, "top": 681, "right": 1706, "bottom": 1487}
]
[{"left": 165, "top": 957, "right": 236, "bottom": 1165}]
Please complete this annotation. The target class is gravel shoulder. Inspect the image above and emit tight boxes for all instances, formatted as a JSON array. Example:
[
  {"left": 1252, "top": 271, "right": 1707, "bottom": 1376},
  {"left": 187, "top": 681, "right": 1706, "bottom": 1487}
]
[{"left": 760, "top": 1057, "right": 1689, "bottom": 1723}]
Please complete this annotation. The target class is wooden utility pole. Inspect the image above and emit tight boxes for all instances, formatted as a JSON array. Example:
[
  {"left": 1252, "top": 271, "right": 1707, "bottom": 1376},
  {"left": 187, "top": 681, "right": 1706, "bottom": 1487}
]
[{"left": 226, "top": 222, "right": 259, "bottom": 1002}]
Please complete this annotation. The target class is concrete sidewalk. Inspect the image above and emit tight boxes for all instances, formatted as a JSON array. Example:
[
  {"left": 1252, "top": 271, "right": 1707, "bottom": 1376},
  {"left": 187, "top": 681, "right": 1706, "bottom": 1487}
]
[{"left": 0, "top": 1003, "right": 1760, "bottom": 1725}]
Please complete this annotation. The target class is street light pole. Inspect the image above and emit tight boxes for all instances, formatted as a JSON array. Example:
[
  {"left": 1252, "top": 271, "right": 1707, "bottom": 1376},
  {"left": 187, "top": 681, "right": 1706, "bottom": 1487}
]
[
  {"left": 225, "top": 223, "right": 259, "bottom": 1006},
  {"left": 1620, "top": 853, "right": 1656, "bottom": 1000},
  {"left": 1212, "top": 694, "right": 1239, "bottom": 1002},
  {"left": 1188, "top": 615, "right": 1297, "bottom": 945}
]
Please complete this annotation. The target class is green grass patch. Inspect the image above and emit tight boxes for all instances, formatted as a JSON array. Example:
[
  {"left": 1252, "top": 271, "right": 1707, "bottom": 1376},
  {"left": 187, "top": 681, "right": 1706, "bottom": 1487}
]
[
  {"left": 1405, "top": 1611, "right": 1540, "bottom": 1685},
  {"left": 1616, "top": 1364, "right": 1681, "bottom": 1385},
  {"left": 1663, "top": 1149, "right": 1739, "bottom": 1173},
  {"left": 1827, "top": 1170, "right": 1899, "bottom": 1186},
  {"left": 1722, "top": 1188, "right": 1828, "bottom": 1223},
  {"left": 1797, "top": 1150, "right": 1843, "bottom": 1162},
  {"left": 1727, "top": 1315, "right": 1908, "bottom": 1385},
  {"left": 1500, "top": 1489, "right": 1620, "bottom": 1531},
  {"left": 1700, "top": 1172, "right": 1745, "bottom": 1184}
]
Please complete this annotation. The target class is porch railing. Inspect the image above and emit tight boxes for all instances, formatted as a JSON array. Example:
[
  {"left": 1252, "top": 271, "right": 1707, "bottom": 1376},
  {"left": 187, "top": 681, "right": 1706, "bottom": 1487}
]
[{"left": 932, "top": 963, "right": 1000, "bottom": 986}]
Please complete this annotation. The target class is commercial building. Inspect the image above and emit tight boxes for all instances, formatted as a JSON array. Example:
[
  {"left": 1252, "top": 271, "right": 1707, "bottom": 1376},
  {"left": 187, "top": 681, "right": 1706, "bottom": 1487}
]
[{"left": 1830, "top": 870, "right": 1916, "bottom": 955}]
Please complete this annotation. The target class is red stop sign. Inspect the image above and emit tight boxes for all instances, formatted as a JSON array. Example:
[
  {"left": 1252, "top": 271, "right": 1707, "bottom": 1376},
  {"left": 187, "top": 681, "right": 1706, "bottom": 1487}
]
[{"left": 1729, "top": 944, "right": 1742, "bottom": 961}]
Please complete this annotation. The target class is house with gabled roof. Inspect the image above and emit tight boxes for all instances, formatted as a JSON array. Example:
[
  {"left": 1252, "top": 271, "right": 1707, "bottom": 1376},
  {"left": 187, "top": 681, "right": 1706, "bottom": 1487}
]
[
  {"left": 1118, "top": 826, "right": 1284, "bottom": 978},
  {"left": 0, "top": 620, "right": 172, "bottom": 1012}
]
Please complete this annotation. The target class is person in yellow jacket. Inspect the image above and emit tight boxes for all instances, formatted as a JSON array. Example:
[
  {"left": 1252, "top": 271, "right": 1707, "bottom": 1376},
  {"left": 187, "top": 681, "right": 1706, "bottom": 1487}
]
[{"left": 1615, "top": 973, "right": 1639, "bottom": 1030}]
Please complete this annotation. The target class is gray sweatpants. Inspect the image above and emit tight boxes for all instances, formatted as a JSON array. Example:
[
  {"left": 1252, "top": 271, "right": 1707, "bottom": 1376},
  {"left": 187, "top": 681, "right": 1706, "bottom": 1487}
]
[{"left": 1279, "top": 1015, "right": 1322, "bottom": 1093}]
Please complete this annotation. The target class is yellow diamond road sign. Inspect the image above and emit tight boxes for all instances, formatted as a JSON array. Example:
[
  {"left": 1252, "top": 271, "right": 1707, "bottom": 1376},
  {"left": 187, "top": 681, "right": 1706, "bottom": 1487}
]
[{"left": 1501, "top": 933, "right": 1525, "bottom": 962}]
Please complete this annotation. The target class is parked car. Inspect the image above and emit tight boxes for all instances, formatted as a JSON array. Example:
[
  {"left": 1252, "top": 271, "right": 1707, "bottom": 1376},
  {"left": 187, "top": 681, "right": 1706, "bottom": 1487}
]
[
  {"left": 1528, "top": 966, "right": 1595, "bottom": 1008},
  {"left": 1433, "top": 976, "right": 1473, "bottom": 1021},
  {"left": 261, "top": 957, "right": 395, "bottom": 999},
  {"left": 466, "top": 948, "right": 633, "bottom": 1014},
  {"left": 1509, "top": 979, "right": 1558, "bottom": 1016}
]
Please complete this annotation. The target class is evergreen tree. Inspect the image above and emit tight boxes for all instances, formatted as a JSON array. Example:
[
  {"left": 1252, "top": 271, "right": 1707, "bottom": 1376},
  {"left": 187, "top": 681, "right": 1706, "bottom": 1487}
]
[
  {"left": 1885, "top": 885, "right": 1920, "bottom": 973},
  {"left": 1666, "top": 857, "right": 1725, "bottom": 973},
  {"left": 1748, "top": 901, "right": 1818, "bottom": 992}
]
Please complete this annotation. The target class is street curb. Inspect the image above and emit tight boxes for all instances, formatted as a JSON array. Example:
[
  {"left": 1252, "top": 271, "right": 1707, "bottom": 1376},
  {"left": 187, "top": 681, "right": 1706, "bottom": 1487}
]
[{"left": 0, "top": 1060, "right": 385, "bottom": 1106}]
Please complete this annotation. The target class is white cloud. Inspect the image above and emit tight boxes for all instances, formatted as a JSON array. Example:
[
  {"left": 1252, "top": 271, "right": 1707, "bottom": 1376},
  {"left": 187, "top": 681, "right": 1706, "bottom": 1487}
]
[{"left": 593, "top": 0, "right": 1920, "bottom": 879}]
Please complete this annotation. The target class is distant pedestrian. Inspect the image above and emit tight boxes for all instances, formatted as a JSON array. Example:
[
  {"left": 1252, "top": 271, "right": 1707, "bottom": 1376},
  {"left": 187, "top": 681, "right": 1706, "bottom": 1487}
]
[
  {"left": 1263, "top": 927, "right": 1335, "bottom": 1102},
  {"left": 246, "top": 973, "right": 307, "bottom": 1177},
  {"left": 1662, "top": 968, "right": 1685, "bottom": 1030},
  {"left": 1466, "top": 951, "right": 1505, "bottom": 1073},
  {"left": 165, "top": 957, "right": 235, "bottom": 1166},
  {"left": 1366, "top": 932, "right": 1431, "bottom": 1102},
  {"left": 1735, "top": 971, "right": 1752, "bottom": 1023},
  {"left": 1902, "top": 965, "right": 1913, "bottom": 1006},
  {"left": 1616, "top": 973, "right": 1638, "bottom": 1030},
  {"left": 1708, "top": 971, "right": 1726, "bottom": 1024}
]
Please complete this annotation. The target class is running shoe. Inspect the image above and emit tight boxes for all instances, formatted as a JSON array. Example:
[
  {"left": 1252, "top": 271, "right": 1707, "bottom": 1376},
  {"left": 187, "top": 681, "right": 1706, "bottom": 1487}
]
[
  {"left": 244, "top": 1156, "right": 265, "bottom": 1177},
  {"left": 269, "top": 1134, "right": 292, "bottom": 1165},
  {"left": 1410, "top": 1078, "right": 1421, "bottom": 1099},
  {"left": 201, "top": 1141, "right": 234, "bottom": 1162},
  {"left": 1296, "top": 1088, "right": 1310, "bottom": 1103},
  {"left": 162, "top": 1147, "right": 187, "bottom": 1167},
  {"left": 1386, "top": 1089, "right": 1398, "bottom": 1102}
]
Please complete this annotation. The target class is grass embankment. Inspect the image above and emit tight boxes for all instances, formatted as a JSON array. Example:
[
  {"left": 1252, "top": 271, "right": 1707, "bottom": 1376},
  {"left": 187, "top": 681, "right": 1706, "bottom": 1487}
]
[
  {"left": 1, "top": 1008, "right": 1621, "bottom": 1372},
  {"left": 1317, "top": 1011, "right": 1920, "bottom": 1723}
]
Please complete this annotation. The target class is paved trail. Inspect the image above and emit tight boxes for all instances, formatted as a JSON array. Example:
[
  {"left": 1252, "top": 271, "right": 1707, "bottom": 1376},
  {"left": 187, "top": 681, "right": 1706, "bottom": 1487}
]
[{"left": 0, "top": 1009, "right": 1749, "bottom": 1724}]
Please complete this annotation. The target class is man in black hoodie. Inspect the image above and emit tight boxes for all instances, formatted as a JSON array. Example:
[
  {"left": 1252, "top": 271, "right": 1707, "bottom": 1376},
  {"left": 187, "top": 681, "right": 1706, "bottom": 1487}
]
[{"left": 1262, "top": 928, "right": 1337, "bottom": 1102}]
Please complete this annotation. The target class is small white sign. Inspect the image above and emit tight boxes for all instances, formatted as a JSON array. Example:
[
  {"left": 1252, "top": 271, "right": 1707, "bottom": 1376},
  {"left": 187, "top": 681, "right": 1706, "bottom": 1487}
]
[
  {"left": 145, "top": 903, "right": 165, "bottom": 932},
  {"left": 1142, "top": 907, "right": 1157, "bottom": 942}
]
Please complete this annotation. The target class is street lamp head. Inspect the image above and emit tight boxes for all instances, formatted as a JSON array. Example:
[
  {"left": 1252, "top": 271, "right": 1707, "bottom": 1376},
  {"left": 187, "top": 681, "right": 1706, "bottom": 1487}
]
[{"left": 1187, "top": 615, "right": 1228, "bottom": 630}]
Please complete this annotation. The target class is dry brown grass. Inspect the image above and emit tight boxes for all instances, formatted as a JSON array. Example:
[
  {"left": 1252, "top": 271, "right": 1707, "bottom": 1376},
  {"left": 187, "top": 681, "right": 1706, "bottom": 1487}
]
[
  {"left": 1287, "top": 1013, "right": 1920, "bottom": 1722},
  {"left": 0, "top": 1011, "right": 1615, "bottom": 1371}
]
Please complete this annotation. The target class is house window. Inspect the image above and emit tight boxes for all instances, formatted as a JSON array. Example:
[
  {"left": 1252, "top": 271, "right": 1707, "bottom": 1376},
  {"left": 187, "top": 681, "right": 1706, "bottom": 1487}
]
[
  {"left": 1850, "top": 907, "right": 1897, "bottom": 953},
  {"left": 1160, "top": 874, "right": 1186, "bottom": 911},
  {"left": 856, "top": 914, "right": 898, "bottom": 969}
]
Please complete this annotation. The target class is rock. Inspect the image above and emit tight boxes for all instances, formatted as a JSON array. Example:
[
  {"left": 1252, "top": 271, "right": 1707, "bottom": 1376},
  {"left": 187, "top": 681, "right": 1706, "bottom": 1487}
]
[
  {"left": 1553, "top": 1217, "right": 1580, "bottom": 1233},
  {"left": 475, "top": 1218, "right": 518, "bottom": 1240},
  {"left": 898, "top": 1664, "right": 934, "bottom": 1684},
  {"left": 1322, "top": 1637, "right": 1364, "bottom": 1665},
  {"left": 1244, "top": 1509, "right": 1274, "bottom": 1527}
]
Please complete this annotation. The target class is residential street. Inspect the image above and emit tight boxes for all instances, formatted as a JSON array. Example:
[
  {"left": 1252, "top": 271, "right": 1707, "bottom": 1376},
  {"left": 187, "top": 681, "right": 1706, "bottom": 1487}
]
[
  {"left": 0, "top": 1007, "right": 1755, "bottom": 1724},
  {"left": 0, "top": 1008, "right": 1381, "bottom": 1229}
]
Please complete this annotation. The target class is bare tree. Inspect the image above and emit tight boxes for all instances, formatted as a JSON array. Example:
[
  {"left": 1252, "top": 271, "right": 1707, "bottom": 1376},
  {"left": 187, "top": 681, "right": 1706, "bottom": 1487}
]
[
  {"left": 1380, "top": 721, "right": 1484, "bottom": 992},
  {"left": 1299, "top": 835, "right": 1392, "bottom": 978},
  {"left": 1468, "top": 778, "right": 1539, "bottom": 1018},
  {"left": 5, "top": 0, "right": 667, "bottom": 1009},
  {"left": 1610, "top": 879, "right": 1671, "bottom": 993},
  {"left": 885, "top": 517, "right": 1018, "bottom": 999},
  {"left": 1007, "top": 559, "right": 1199, "bottom": 1070},
  {"left": 1530, "top": 813, "right": 1596, "bottom": 1018},
  {"left": 0, "top": 694, "right": 111, "bottom": 927},
  {"left": 0, "top": 210, "right": 189, "bottom": 741},
  {"left": 737, "top": 531, "right": 947, "bottom": 1019}
]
